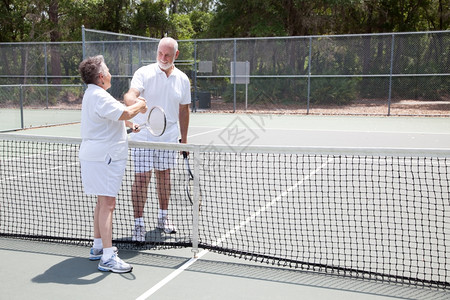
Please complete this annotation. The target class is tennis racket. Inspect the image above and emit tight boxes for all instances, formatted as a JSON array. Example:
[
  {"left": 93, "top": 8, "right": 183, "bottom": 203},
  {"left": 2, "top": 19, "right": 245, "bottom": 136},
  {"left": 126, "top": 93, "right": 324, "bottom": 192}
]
[
  {"left": 127, "top": 106, "right": 166, "bottom": 136},
  {"left": 182, "top": 151, "right": 201, "bottom": 208}
]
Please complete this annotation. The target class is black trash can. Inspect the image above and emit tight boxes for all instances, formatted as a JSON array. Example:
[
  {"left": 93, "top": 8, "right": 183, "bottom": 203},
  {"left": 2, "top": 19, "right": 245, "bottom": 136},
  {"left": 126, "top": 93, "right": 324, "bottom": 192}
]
[{"left": 198, "top": 92, "right": 211, "bottom": 109}]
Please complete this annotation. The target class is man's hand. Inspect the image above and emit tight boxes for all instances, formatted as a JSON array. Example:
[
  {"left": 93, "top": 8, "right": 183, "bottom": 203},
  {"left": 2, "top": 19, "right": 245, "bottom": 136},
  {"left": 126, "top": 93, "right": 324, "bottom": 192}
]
[{"left": 137, "top": 96, "right": 147, "bottom": 113}]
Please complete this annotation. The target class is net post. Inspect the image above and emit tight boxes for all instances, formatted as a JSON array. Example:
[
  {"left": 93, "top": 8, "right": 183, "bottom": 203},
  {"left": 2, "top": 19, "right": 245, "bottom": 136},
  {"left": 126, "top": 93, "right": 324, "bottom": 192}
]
[{"left": 191, "top": 145, "right": 201, "bottom": 258}]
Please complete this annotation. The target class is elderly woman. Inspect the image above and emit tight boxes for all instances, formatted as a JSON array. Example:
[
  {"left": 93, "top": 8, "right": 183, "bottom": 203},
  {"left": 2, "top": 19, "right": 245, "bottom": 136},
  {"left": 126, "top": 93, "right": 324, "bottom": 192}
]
[{"left": 78, "top": 55, "right": 147, "bottom": 273}]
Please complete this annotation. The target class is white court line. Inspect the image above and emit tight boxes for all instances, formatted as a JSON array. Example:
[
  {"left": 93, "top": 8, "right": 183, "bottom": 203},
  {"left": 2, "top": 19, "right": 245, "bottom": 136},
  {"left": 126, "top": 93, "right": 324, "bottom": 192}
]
[
  {"left": 1, "top": 147, "right": 71, "bottom": 163},
  {"left": 208, "top": 157, "right": 335, "bottom": 248},
  {"left": 0, "top": 147, "right": 77, "bottom": 182},
  {"left": 0, "top": 160, "right": 78, "bottom": 182},
  {"left": 188, "top": 127, "right": 223, "bottom": 138},
  {"left": 136, "top": 157, "right": 334, "bottom": 300},
  {"left": 135, "top": 249, "right": 210, "bottom": 300}
]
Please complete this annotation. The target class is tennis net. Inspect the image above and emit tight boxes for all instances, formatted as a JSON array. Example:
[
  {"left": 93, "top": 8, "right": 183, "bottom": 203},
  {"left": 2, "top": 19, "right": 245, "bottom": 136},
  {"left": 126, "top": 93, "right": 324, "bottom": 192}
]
[{"left": 0, "top": 133, "right": 449, "bottom": 289}]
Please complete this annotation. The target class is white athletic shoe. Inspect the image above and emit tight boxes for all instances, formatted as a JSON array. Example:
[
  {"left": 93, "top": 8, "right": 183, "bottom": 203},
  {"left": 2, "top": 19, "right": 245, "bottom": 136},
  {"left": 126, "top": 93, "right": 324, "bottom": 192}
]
[
  {"left": 98, "top": 254, "right": 132, "bottom": 273},
  {"left": 132, "top": 225, "right": 146, "bottom": 242},
  {"left": 157, "top": 216, "right": 177, "bottom": 234}
]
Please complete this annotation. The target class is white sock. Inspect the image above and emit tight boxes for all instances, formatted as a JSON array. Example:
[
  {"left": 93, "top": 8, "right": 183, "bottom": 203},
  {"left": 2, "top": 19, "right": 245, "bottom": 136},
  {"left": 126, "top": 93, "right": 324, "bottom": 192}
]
[
  {"left": 93, "top": 238, "right": 103, "bottom": 250},
  {"left": 158, "top": 209, "right": 168, "bottom": 219},
  {"left": 135, "top": 217, "right": 144, "bottom": 227},
  {"left": 102, "top": 247, "right": 115, "bottom": 262}
]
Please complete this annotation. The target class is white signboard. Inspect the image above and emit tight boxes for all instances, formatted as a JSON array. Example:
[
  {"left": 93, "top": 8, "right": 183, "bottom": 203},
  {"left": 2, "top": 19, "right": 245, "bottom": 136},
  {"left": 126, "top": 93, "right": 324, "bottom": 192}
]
[
  {"left": 230, "top": 61, "right": 250, "bottom": 84},
  {"left": 198, "top": 61, "right": 212, "bottom": 73}
]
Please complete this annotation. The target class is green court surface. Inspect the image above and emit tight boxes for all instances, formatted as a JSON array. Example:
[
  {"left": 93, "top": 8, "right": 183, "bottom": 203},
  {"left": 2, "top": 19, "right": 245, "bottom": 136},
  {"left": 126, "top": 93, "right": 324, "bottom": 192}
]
[
  {"left": 0, "top": 108, "right": 81, "bottom": 131},
  {"left": 5, "top": 113, "right": 450, "bottom": 148},
  {"left": 2, "top": 237, "right": 449, "bottom": 300},
  {"left": 1, "top": 113, "right": 449, "bottom": 300}
]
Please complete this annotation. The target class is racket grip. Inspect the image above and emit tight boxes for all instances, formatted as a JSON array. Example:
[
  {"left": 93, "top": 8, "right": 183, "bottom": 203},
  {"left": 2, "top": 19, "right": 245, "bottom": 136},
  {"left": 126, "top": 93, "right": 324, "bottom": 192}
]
[
  {"left": 179, "top": 139, "right": 188, "bottom": 158},
  {"left": 127, "top": 128, "right": 133, "bottom": 134}
]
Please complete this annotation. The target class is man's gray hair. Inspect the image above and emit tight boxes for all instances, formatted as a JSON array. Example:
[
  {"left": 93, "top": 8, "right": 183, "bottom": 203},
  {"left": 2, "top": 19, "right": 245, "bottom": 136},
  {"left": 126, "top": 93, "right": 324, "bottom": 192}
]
[{"left": 158, "top": 37, "right": 178, "bottom": 53}]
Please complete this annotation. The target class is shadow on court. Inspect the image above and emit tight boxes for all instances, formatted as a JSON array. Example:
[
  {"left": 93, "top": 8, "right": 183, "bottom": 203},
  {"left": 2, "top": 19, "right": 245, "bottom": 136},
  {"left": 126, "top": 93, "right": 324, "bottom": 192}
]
[
  {"left": 2, "top": 238, "right": 448, "bottom": 300},
  {"left": 32, "top": 257, "right": 117, "bottom": 285}
]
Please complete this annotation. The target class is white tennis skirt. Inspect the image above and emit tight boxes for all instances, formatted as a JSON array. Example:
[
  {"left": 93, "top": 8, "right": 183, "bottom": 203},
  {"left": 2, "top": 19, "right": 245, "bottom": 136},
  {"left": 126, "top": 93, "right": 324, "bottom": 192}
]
[{"left": 80, "top": 156, "right": 127, "bottom": 197}]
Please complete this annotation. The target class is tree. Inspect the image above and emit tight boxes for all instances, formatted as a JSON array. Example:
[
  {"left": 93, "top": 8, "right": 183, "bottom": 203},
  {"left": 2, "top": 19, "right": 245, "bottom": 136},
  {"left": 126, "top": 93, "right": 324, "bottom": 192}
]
[
  {"left": 174, "top": 0, "right": 215, "bottom": 13},
  {"left": 130, "top": 0, "right": 170, "bottom": 38},
  {"left": 48, "top": 0, "right": 61, "bottom": 83},
  {"left": 189, "top": 10, "right": 213, "bottom": 38},
  {"left": 207, "top": 0, "right": 448, "bottom": 38},
  {"left": 169, "top": 13, "right": 194, "bottom": 39},
  {"left": 207, "top": 0, "right": 287, "bottom": 37},
  {"left": 0, "top": 1, "right": 32, "bottom": 42},
  {"left": 0, "top": 0, "right": 447, "bottom": 42}
]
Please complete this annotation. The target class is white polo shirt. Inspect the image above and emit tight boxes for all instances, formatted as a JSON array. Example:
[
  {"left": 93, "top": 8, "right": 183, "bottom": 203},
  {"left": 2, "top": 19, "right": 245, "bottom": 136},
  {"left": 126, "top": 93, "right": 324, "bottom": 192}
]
[
  {"left": 79, "top": 84, "right": 127, "bottom": 162},
  {"left": 129, "top": 63, "right": 191, "bottom": 142}
]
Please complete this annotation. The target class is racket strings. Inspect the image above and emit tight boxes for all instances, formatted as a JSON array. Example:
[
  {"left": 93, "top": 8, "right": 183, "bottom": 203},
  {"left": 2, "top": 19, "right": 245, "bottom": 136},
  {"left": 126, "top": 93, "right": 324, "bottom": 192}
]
[{"left": 146, "top": 106, "right": 166, "bottom": 136}]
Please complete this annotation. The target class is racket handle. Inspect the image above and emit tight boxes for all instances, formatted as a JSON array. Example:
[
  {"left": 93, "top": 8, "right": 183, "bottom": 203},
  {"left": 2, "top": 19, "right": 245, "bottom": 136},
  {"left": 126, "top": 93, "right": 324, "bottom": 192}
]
[
  {"left": 179, "top": 139, "right": 188, "bottom": 158},
  {"left": 127, "top": 128, "right": 133, "bottom": 134}
]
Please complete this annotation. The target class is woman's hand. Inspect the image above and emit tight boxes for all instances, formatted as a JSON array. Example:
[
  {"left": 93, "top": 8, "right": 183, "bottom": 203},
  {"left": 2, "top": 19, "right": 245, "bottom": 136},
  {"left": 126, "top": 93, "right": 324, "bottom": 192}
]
[{"left": 131, "top": 123, "right": 141, "bottom": 133}]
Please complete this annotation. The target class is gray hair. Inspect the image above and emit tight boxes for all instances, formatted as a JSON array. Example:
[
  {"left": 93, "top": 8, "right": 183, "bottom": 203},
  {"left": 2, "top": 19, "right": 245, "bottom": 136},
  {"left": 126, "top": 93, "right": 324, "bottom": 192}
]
[
  {"left": 79, "top": 55, "right": 107, "bottom": 85},
  {"left": 158, "top": 37, "right": 178, "bottom": 54}
]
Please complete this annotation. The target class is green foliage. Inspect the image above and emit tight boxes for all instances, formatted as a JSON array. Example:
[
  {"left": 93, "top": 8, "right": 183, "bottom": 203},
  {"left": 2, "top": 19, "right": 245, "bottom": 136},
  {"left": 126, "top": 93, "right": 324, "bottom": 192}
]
[
  {"left": 216, "top": 77, "right": 357, "bottom": 106},
  {"left": 170, "top": 14, "right": 195, "bottom": 40},
  {"left": 189, "top": 11, "right": 213, "bottom": 39},
  {"left": 1, "top": 1, "right": 447, "bottom": 42},
  {"left": 0, "top": 85, "right": 83, "bottom": 108},
  {"left": 0, "top": 1, "right": 30, "bottom": 42},
  {"left": 310, "top": 78, "right": 358, "bottom": 105},
  {"left": 0, "top": 0, "right": 448, "bottom": 109},
  {"left": 207, "top": 0, "right": 449, "bottom": 38},
  {"left": 130, "top": 0, "right": 169, "bottom": 38}
]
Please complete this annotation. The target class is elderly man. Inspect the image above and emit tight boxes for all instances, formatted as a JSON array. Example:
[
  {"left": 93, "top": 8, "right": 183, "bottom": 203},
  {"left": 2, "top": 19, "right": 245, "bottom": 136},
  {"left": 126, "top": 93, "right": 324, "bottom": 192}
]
[{"left": 124, "top": 37, "right": 190, "bottom": 241}]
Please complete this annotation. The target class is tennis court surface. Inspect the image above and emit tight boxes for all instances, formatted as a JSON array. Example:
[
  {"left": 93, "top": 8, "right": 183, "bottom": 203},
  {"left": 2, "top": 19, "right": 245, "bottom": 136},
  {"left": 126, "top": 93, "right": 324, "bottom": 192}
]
[{"left": 1, "top": 114, "right": 449, "bottom": 299}]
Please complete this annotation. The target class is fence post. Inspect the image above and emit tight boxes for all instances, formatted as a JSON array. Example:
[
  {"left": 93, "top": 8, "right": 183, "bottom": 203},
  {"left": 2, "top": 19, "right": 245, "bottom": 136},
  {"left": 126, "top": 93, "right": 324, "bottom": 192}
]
[
  {"left": 20, "top": 85, "right": 24, "bottom": 129},
  {"left": 81, "top": 25, "right": 86, "bottom": 59},
  {"left": 193, "top": 41, "right": 198, "bottom": 112},
  {"left": 129, "top": 37, "right": 133, "bottom": 77},
  {"left": 307, "top": 36, "right": 312, "bottom": 114},
  {"left": 44, "top": 43, "right": 49, "bottom": 108},
  {"left": 388, "top": 34, "right": 395, "bottom": 116},
  {"left": 81, "top": 26, "right": 87, "bottom": 91},
  {"left": 138, "top": 41, "right": 142, "bottom": 68},
  {"left": 233, "top": 39, "right": 237, "bottom": 113}
]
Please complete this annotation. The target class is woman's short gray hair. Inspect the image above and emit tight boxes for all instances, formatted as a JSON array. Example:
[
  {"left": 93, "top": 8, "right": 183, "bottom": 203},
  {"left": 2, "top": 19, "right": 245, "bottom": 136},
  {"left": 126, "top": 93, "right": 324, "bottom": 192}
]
[{"left": 79, "top": 55, "right": 107, "bottom": 85}]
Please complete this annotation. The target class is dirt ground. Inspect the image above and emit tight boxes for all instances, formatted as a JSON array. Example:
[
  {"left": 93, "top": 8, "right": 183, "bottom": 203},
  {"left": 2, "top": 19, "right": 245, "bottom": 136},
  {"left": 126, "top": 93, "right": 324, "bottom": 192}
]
[
  {"left": 198, "top": 98, "right": 450, "bottom": 116},
  {"left": 3, "top": 97, "right": 449, "bottom": 117}
]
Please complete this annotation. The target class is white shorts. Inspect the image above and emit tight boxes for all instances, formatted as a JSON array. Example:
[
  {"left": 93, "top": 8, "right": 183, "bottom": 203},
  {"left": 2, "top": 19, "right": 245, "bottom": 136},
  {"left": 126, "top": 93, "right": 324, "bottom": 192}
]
[
  {"left": 132, "top": 148, "right": 177, "bottom": 173},
  {"left": 80, "top": 156, "right": 127, "bottom": 197}
]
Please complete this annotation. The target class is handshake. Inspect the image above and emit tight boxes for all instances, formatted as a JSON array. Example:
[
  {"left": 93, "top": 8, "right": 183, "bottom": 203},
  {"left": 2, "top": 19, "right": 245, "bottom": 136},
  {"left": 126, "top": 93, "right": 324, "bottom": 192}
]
[{"left": 125, "top": 96, "right": 147, "bottom": 133}]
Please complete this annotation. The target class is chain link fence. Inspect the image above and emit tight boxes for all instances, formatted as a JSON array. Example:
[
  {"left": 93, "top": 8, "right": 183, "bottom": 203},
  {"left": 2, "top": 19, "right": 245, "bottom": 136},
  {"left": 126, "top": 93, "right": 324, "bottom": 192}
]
[
  {"left": 0, "top": 41, "right": 84, "bottom": 130},
  {"left": 0, "top": 29, "right": 448, "bottom": 131},
  {"left": 191, "top": 32, "right": 449, "bottom": 115},
  {"left": 81, "top": 28, "right": 449, "bottom": 116}
]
